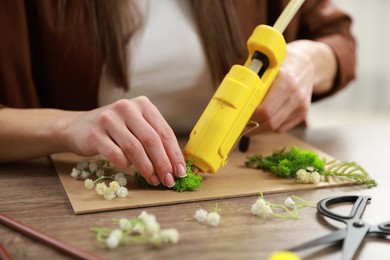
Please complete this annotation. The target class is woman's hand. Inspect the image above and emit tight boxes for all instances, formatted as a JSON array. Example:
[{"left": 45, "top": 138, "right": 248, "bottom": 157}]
[
  {"left": 246, "top": 40, "right": 337, "bottom": 134},
  {"left": 62, "top": 96, "right": 187, "bottom": 187}
]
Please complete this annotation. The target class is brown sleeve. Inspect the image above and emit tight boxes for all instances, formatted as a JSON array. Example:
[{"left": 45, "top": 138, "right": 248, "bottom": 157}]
[
  {"left": 0, "top": 0, "right": 102, "bottom": 110},
  {"left": 0, "top": 1, "right": 41, "bottom": 107},
  {"left": 297, "top": 0, "right": 356, "bottom": 102}
]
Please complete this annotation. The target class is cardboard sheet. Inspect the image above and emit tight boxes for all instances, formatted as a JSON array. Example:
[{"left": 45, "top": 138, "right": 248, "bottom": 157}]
[{"left": 52, "top": 133, "right": 353, "bottom": 214}]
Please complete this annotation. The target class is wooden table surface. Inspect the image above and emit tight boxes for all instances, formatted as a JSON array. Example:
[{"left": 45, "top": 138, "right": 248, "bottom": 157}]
[{"left": 1, "top": 123, "right": 390, "bottom": 260}]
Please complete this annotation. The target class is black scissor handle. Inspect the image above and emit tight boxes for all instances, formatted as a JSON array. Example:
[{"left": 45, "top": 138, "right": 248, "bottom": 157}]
[
  {"left": 317, "top": 195, "right": 372, "bottom": 223},
  {"left": 378, "top": 220, "right": 390, "bottom": 232}
]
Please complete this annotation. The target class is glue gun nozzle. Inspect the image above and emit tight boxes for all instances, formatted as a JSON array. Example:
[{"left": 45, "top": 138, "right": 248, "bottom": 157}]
[{"left": 191, "top": 166, "right": 200, "bottom": 176}]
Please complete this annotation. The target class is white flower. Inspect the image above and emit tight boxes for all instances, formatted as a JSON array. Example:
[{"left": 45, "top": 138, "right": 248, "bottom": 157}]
[
  {"left": 70, "top": 168, "right": 80, "bottom": 179},
  {"left": 96, "top": 169, "right": 105, "bottom": 178},
  {"left": 118, "top": 218, "right": 132, "bottom": 230},
  {"left": 296, "top": 168, "right": 321, "bottom": 184},
  {"left": 194, "top": 208, "right": 221, "bottom": 227},
  {"left": 80, "top": 170, "right": 91, "bottom": 180},
  {"left": 116, "top": 187, "right": 128, "bottom": 198},
  {"left": 88, "top": 162, "right": 98, "bottom": 172},
  {"left": 310, "top": 171, "right": 321, "bottom": 184},
  {"left": 145, "top": 220, "right": 160, "bottom": 235},
  {"left": 114, "top": 173, "right": 127, "bottom": 186},
  {"left": 103, "top": 189, "right": 116, "bottom": 200},
  {"left": 296, "top": 169, "right": 311, "bottom": 183},
  {"left": 284, "top": 196, "right": 295, "bottom": 208},
  {"left": 160, "top": 228, "right": 179, "bottom": 244},
  {"left": 194, "top": 209, "right": 208, "bottom": 223},
  {"left": 84, "top": 179, "right": 94, "bottom": 190},
  {"left": 306, "top": 166, "right": 315, "bottom": 172},
  {"left": 95, "top": 182, "right": 108, "bottom": 195},
  {"left": 114, "top": 172, "right": 125, "bottom": 181},
  {"left": 106, "top": 229, "right": 122, "bottom": 249},
  {"left": 76, "top": 161, "right": 89, "bottom": 170},
  {"left": 251, "top": 202, "right": 261, "bottom": 216},
  {"left": 132, "top": 222, "right": 145, "bottom": 234},
  {"left": 138, "top": 211, "right": 160, "bottom": 235},
  {"left": 206, "top": 212, "right": 221, "bottom": 227},
  {"left": 109, "top": 181, "right": 120, "bottom": 192},
  {"left": 114, "top": 172, "right": 125, "bottom": 179},
  {"left": 145, "top": 220, "right": 160, "bottom": 236},
  {"left": 251, "top": 198, "right": 273, "bottom": 218}
]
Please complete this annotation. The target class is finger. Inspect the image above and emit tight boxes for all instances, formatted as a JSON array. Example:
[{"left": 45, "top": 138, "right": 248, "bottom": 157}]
[
  {"left": 95, "top": 104, "right": 160, "bottom": 186},
  {"left": 105, "top": 117, "right": 162, "bottom": 187},
  {"left": 129, "top": 96, "right": 185, "bottom": 180},
  {"left": 255, "top": 69, "right": 293, "bottom": 121},
  {"left": 128, "top": 119, "right": 175, "bottom": 187},
  {"left": 249, "top": 100, "right": 292, "bottom": 135},
  {"left": 246, "top": 93, "right": 298, "bottom": 135},
  {"left": 276, "top": 107, "right": 308, "bottom": 133},
  {"left": 91, "top": 134, "right": 131, "bottom": 170},
  {"left": 245, "top": 76, "right": 292, "bottom": 136},
  {"left": 141, "top": 105, "right": 187, "bottom": 179},
  {"left": 117, "top": 98, "right": 176, "bottom": 187}
]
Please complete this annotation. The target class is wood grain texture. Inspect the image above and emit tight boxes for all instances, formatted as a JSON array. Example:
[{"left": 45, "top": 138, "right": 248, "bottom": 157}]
[{"left": 1, "top": 125, "right": 389, "bottom": 260}]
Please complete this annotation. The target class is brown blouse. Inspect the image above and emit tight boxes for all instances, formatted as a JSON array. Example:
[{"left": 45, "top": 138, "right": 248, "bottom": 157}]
[{"left": 0, "top": 0, "right": 355, "bottom": 110}]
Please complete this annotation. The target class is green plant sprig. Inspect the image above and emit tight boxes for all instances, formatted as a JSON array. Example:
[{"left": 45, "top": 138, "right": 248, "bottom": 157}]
[
  {"left": 290, "top": 195, "right": 317, "bottom": 208},
  {"left": 91, "top": 220, "right": 154, "bottom": 246},
  {"left": 251, "top": 192, "right": 316, "bottom": 220},
  {"left": 90, "top": 212, "right": 179, "bottom": 249},
  {"left": 267, "top": 202, "right": 300, "bottom": 220},
  {"left": 322, "top": 159, "right": 377, "bottom": 188},
  {"left": 245, "top": 146, "right": 377, "bottom": 188}
]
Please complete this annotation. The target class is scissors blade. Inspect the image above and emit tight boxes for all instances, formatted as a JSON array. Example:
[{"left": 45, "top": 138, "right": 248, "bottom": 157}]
[
  {"left": 288, "top": 228, "right": 347, "bottom": 252},
  {"left": 342, "top": 223, "right": 370, "bottom": 260}
]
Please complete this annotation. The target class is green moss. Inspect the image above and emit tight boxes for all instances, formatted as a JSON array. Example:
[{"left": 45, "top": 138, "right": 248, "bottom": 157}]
[
  {"left": 245, "top": 146, "right": 324, "bottom": 178},
  {"left": 134, "top": 158, "right": 203, "bottom": 192},
  {"left": 245, "top": 146, "right": 377, "bottom": 188},
  {"left": 172, "top": 158, "right": 203, "bottom": 192}
]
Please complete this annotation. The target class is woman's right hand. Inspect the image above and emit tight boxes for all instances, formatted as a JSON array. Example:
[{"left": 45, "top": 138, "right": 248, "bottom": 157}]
[{"left": 62, "top": 96, "right": 187, "bottom": 187}]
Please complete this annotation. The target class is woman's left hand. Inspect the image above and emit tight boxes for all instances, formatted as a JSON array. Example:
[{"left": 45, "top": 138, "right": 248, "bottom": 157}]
[{"left": 246, "top": 40, "right": 336, "bottom": 134}]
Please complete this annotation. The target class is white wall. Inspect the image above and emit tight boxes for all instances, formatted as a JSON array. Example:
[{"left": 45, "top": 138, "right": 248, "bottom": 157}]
[{"left": 308, "top": 0, "right": 390, "bottom": 127}]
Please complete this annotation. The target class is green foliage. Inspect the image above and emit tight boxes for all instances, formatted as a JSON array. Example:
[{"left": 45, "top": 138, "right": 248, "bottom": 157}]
[
  {"left": 322, "top": 159, "right": 377, "bottom": 188},
  {"left": 245, "top": 146, "right": 325, "bottom": 177},
  {"left": 173, "top": 158, "right": 203, "bottom": 192},
  {"left": 245, "top": 146, "right": 377, "bottom": 188},
  {"left": 134, "top": 158, "right": 203, "bottom": 192}
]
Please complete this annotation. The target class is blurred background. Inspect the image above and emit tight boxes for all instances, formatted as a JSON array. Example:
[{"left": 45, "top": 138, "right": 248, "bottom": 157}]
[{"left": 308, "top": 0, "right": 390, "bottom": 128}]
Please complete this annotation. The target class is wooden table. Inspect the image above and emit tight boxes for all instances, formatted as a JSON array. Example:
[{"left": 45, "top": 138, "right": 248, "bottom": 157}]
[{"left": 1, "top": 123, "right": 389, "bottom": 260}]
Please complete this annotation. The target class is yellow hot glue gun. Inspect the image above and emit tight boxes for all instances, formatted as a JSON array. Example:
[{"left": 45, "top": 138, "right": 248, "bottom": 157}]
[{"left": 183, "top": 0, "right": 305, "bottom": 173}]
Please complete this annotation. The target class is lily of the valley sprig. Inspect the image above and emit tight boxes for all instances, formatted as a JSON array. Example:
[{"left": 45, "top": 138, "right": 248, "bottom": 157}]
[
  {"left": 251, "top": 192, "right": 316, "bottom": 219},
  {"left": 70, "top": 156, "right": 115, "bottom": 180},
  {"left": 90, "top": 211, "right": 179, "bottom": 249},
  {"left": 70, "top": 157, "right": 129, "bottom": 200},
  {"left": 86, "top": 173, "right": 129, "bottom": 200},
  {"left": 194, "top": 204, "right": 221, "bottom": 227}
]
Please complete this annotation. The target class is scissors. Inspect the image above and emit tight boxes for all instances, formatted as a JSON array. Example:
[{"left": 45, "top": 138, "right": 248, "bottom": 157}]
[{"left": 288, "top": 195, "right": 390, "bottom": 260}]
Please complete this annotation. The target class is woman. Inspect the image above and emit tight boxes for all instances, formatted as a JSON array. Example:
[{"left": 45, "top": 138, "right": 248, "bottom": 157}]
[{"left": 0, "top": 0, "right": 355, "bottom": 187}]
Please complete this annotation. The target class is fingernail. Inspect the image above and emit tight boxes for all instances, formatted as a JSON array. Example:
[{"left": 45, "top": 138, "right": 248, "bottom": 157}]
[
  {"left": 149, "top": 175, "right": 161, "bottom": 186},
  {"left": 164, "top": 173, "right": 175, "bottom": 188},
  {"left": 176, "top": 163, "right": 187, "bottom": 178}
]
